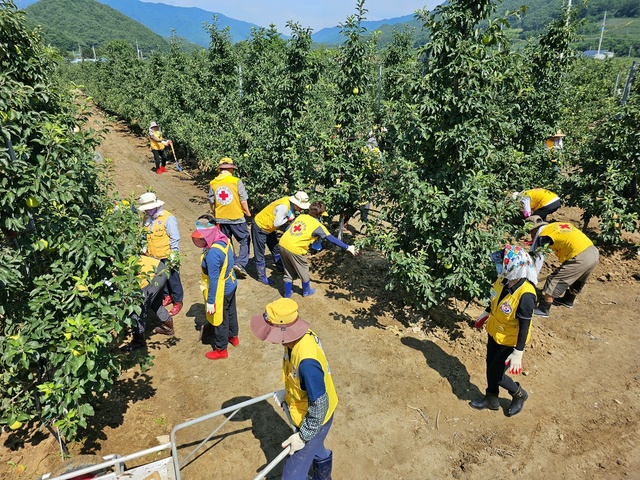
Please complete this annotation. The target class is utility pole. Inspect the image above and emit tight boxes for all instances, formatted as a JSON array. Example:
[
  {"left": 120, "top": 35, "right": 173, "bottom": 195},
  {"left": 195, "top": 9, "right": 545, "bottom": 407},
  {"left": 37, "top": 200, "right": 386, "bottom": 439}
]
[
  {"left": 92, "top": 45, "right": 96, "bottom": 60},
  {"left": 596, "top": 11, "right": 607, "bottom": 56},
  {"left": 566, "top": 0, "right": 572, "bottom": 27}
]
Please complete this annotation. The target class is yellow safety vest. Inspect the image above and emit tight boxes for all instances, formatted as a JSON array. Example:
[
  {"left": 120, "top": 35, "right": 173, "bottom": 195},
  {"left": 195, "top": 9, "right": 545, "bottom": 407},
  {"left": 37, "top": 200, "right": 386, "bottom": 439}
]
[
  {"left": 283, "top": 330, "right": 338, "bottom": 427},
  {"left": 200, "top": 243, "right": 235, "bottom": 327},
  {"left": 485, "top": 279, "right": 536, "bottom": 347},
  {"left": 146, "top": 210, "right": 173, "bottom": 260},
  {"left": 540, "top": 222, "right": 593, "bottom": 263},
  {"left": 255, "top": 196, "right": 291, "bottom": 233},
  {"left": 150, "top": 131, "right": 164, "bottom": 151},
  {"left": 137, "top": 256, "right": 160, "bottom": 289},
  {"left": 279, "top": 214, "right": 329, "bottom": 255},
  {"left": 523, "top": 188, "right": 558, "bottom": 212},
  {"left": 209, "top": 172, "right": 244, "bottom": 220}
]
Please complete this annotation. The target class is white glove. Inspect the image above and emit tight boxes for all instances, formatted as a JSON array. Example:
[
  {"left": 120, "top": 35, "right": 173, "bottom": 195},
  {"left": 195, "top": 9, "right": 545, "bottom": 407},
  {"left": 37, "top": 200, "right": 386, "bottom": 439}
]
[
  {"left": 505, "top": 349, "right": 524, "bottom": 375},
  {"left": 346, "top": 245, "right": 358, "bottom": 256},
  {"left": 206, "top": 303, "right": 216, "bottom": 315},
  {"left": 273, "top": 389, "right": 286, "bottom": 408},
  {"left": 474, "top": 312, "right": 489, "bottom": 329},
  {"left": 162, "top": 140, "right": 168, "bottom": 146},
  {"left": 282, "top": 432, "right": 305, "bottom": 456}
]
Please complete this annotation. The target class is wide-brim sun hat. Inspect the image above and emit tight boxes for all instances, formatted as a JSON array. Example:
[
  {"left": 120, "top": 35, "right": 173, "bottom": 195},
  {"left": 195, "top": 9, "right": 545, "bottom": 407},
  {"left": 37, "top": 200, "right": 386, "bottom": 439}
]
[
  {"left": 289, "top": 191, "right": 310, "bottom": 210},
  {"left": 250, "top": 298, "right": 310, "bottom": 344},
  {"left": 218, "top": 157, "right": 237, "bottom": 170},
  {"left": 138, "top": 192, "right": 164, "bottom": 211},
  {"left": 150, "top": 121, "right": 159, "bottom": 128},
  {"left": 526, "top": 215, "right": 548, "bottom": 232}
]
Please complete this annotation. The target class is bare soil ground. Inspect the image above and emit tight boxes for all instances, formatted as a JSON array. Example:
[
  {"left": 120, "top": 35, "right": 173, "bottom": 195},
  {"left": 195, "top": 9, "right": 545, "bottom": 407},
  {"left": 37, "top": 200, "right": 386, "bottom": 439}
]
[{"left": 1, "top": 109, "right": 640, "bottom": 480}]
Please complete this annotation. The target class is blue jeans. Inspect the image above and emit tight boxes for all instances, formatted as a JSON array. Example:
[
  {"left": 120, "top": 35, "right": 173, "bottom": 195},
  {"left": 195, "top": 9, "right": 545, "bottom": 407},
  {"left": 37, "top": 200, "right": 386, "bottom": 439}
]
[
  {"left": 251, "top": 222, "right": 280, "bottom": 265},
  {"left": 219, "top": 222, "right": 250, "bottom": 269},
  {"left": 162, "top": 266, "right": 184, "bottom": 303},
  {"left": 282, "top": 415, "right": 333, "bottom": 480}
]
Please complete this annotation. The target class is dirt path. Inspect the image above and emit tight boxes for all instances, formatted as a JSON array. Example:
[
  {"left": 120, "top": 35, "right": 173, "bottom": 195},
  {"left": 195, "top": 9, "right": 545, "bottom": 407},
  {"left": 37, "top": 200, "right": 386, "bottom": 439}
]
[{"left": 2, "top": 110, "right": 640, "bottom": 480}]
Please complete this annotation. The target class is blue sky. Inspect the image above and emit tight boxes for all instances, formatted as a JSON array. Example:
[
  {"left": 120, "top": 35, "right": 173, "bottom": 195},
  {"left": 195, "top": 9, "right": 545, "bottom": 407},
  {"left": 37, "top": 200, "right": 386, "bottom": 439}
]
[{"left": 140, "top": 0, "right": 444, "bottom": 31}]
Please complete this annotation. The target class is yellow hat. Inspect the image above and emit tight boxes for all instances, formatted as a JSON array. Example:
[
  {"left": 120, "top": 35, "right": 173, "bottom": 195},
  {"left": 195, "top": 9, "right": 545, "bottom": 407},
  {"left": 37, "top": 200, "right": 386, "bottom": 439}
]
[
  {"left": 218, "top": 157, "right": 237, "bottom": 170},
  {"left": 250, "top": 298, "right": 310, "bottom": 344}
]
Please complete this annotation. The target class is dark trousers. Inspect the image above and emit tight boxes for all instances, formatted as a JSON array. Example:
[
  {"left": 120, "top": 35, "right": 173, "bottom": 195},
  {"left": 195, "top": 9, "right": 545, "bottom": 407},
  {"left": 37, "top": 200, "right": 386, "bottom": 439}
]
[
  {"left": 282, "top": 415, "right": 333, "bottom": 480},
  {"left": 533, "top": 199, "right": 561, "bottom": 220},
  {"left": 219, "top": 223, "right": 250, "bottom": 269},
  {"left": 132, "top": 272, "right": 169, "bottom": 335},
  {"left": 152, "top": 149, "right": 167, "bottom": 169},
  {"left": 214, "top": 288, "right": 238, "bottom": 350},
  {"left": 162, "top": 266, "right": 184, "bottom": 303},
  {"left": 251, "top": 222, "right": 280, "bottom": 265},
  {"left": 485, "top": 335, "right": 519, "bottom": 396}
]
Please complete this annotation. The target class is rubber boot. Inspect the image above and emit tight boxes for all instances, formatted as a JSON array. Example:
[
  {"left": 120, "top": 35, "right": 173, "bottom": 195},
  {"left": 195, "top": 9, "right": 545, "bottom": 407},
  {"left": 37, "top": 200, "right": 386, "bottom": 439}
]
[
  {"left": 121, "top": 333, "right": 146, "bottom": 352},
  {"left": 302, "top": 281, "right": 316, "bottom": 297},
  {"left": 533, "top": 299, "right": 552, "bottom": 318},
  {"left": 508, "top": 383, "right": 528, "bottom": 416},
  {"left": 284, "top": 281, "right": 293, "bottom": 298},
  {"left": 256, "top": 262, "right": 274, "bottom": 286},
  {"left": 553, "top": 290, "right": 576, "bottom": 308},
  {"left": 153, "top": 318, "right": 174, "bottom": 336},
  {"left": 311, "top": 450, "right": 333, "bottom": 480},
  {"left": 469, "top": 391, "right": 500, "bottom": 411},
  {"left": 273, "top": 254, "right": 284, "bottom": 274}
]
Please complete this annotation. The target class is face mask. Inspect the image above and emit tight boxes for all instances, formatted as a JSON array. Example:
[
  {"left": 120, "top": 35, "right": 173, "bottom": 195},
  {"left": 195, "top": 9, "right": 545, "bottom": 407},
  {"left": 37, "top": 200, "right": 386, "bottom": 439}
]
[
  {"left": 495, "top": 263, "right": 503, "bottom": 276},
  {"left": 147, "top": 208, "right": 158, "bottom": 217}
]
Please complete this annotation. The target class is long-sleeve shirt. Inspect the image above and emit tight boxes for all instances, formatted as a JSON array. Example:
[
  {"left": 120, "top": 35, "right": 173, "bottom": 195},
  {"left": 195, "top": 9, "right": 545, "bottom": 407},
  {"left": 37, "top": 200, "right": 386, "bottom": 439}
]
[{"left": 203, "top": 240, "right": 236, "bottom": 301}]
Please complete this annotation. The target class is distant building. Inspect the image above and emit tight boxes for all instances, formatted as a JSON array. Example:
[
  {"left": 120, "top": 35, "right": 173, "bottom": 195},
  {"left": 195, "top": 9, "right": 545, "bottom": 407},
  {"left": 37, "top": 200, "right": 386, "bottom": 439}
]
[{"left": 582, "top": 50, "right": 615, "bottom": 60}]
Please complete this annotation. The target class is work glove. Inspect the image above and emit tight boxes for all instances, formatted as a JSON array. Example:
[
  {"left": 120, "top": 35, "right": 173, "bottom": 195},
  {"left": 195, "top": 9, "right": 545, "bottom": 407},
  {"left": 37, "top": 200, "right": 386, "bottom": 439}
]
[
  {"left": 282, "top": 432, "right": 305, "bottom": 456},
  {"left": 206, "top": 303, "right": 216, "bottom": 315},
  {"left": 474, "top": 312, "right": 489, "bottom": 329},
  {"left": 273, "top": 389, "right": 286, "bottom": 408},
  {"left": 346, "top": 245, "right": 358, "bottom": 256},
  {"left": 166, "top": 139, "right": 172, "bottom": 145},
  {"left": 505, "top": 349, "right": 524, "bottom": 375}
]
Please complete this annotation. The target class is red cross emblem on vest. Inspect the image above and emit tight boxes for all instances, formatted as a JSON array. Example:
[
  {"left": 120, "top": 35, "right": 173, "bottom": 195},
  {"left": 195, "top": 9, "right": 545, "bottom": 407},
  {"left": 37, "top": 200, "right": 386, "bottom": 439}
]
[
  {"left": 559, "top": 223, "right": 571, "bottom": 230},
  {"left": 215, "top": 186, "right": 233, "bottom": 206},
  {"left": 290, "top": 221, "right": 306, "bottom": 236}
]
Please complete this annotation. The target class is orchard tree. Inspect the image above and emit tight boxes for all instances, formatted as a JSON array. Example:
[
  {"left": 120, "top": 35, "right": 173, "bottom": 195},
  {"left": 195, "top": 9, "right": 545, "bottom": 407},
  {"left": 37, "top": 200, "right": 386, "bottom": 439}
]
[
  {"left": 316, "top": 0, "right": 379, "bottom": 231},
  {"left": 566, "top": 88, "right": 640, "bottom": 242},
  {"left": 1, "top": 2, "right": 143, "bottom": 441},
  {"left": 366, "top": 0, "right": 576, "bottom": 308}
]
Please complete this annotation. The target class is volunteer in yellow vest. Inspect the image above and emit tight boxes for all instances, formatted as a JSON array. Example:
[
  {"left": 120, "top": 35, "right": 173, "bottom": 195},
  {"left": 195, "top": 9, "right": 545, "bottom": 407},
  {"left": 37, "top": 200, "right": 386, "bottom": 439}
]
[
  {"left": 208, "top": 157, "right": 251, "bottom": 278},
  {"left": 278, "top": 201, "right": 358, "bottom": 298},
  {"left": 149, "top": 121, "right": 171, "bottom": 174},
  {"left": 138, "top": 192, "right": 184, "bottom": 328},
  {"left": 252, "top": 191, "right": 310, "bottom": 285},
  {"left": 528, "top": 216, "right": 599, "bottom": 318},
  {"left": 121, "top": 256, "right": 171, "bottom": 352},
  {"left": 513, "top": 188, "right": 561, "bottom": 221},
  {"left": 471, "top": 245, "right": 537, "bottom": 416},
  {"left": 251, "top": 298, "right": 338, "bottom": 480},
  {"left": 191, "top": 215, "right": 238, "bottom": 361}
]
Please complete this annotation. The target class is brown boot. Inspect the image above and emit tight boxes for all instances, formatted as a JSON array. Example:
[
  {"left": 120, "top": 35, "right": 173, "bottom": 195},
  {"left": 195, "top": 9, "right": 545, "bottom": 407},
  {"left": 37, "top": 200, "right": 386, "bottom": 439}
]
[{"left": 154, "top": 319, "right": 174, "bottom": 336}]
